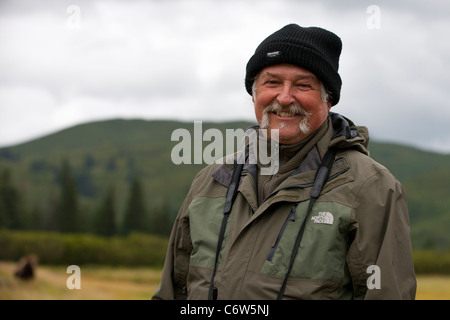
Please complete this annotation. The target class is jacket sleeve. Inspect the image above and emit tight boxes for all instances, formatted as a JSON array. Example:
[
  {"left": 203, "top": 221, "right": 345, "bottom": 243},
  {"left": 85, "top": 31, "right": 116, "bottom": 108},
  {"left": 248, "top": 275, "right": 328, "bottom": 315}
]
[
  {"left": 152, "top": 182, "right": 196, "bottom": 300},
  {"left": 347, "top": 167, "right": 417, "bottom": 300},
  {"left": 151, "top": 211, "right": 191, "bottom": 300}
]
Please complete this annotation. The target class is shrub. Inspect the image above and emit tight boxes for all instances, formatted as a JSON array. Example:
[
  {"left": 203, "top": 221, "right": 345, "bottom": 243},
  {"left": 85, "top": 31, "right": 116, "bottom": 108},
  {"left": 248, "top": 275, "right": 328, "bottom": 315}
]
[
  {"left": 0, "top": 230, "right": 168, "bottom": 267},
  {"left": 413, "top": 250, "right": 450, "bottom": 274}
]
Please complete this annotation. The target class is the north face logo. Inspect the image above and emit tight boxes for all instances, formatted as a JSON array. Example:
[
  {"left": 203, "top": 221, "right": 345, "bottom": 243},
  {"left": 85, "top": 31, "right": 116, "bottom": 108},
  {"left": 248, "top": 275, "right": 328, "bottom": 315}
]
[{"left": 311, "top": 212, "right": 334, "bottom": 225}]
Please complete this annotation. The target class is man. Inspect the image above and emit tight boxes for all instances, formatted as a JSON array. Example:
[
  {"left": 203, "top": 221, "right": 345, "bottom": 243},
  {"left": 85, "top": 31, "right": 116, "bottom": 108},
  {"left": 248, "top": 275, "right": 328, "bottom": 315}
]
[{"left": 153, "top": 24, "right": 416, "bottom": 300}]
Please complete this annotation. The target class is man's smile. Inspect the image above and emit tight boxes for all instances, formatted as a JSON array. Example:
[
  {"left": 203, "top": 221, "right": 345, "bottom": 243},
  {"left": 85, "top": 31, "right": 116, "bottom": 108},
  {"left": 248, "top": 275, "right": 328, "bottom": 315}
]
[{"left": 270, "top": 110, "right": 302, "bottom": 118}]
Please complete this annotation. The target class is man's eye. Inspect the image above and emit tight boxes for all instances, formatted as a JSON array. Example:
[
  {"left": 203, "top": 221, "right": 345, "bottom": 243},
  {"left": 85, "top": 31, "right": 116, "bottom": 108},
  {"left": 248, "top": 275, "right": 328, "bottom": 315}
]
[{"left": 296, "top": 83, "right": 312, "bottom": 89}]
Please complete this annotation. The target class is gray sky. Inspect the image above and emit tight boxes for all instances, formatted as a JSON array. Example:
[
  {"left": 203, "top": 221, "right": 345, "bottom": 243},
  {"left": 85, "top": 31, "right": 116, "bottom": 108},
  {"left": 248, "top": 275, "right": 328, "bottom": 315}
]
[{"left": 1, "top": 0, "right": 449, "bottom": 153}]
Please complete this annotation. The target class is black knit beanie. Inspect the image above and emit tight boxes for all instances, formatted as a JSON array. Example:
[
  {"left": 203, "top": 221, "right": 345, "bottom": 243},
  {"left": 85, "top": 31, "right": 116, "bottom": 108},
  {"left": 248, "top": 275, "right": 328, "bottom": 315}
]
[{"left": 245, "top": 24, "right": 342, "bottom": 106}]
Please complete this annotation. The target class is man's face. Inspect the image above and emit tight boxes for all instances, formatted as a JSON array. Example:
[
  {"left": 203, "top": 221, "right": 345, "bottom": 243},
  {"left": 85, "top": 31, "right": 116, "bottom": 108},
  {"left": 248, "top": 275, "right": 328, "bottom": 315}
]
[{"left": 252, "top": 64, "right": 331, "bottom": 144}]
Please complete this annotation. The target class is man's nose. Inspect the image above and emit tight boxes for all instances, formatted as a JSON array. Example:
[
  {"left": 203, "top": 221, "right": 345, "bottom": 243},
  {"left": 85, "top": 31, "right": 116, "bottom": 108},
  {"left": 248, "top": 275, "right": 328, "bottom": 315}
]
[{"left": 277, "top": 84, "right": 296, "bottom": 106}]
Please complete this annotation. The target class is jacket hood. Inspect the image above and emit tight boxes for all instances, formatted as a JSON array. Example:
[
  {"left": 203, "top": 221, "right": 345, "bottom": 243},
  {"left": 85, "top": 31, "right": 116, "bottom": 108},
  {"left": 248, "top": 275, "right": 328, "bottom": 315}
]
[{"left": 329, "top": 112, "right": 369, "bottom": 156}]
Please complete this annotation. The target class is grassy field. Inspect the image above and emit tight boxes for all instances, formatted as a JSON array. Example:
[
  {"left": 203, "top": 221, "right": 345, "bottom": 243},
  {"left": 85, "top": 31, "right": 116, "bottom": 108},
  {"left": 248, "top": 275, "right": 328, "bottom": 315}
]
[
  {"left": 0, "top": 261, "right": 449, "bottom": 300},
  {"left": 0, "top": 262, "right": 160, "bottom": 300}
]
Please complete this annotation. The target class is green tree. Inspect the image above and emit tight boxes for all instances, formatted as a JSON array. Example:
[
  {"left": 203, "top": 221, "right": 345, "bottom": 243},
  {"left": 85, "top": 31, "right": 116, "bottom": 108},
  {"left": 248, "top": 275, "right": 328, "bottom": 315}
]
[
  {"left": 57, "top": 159, "right": 79, "bottom": 233},
  {"left": 94, "top": 186, "right": 117, "bottom": 236},
  {"left": 0, "top": 168, "right": 22, "bottom": 229},
  {"left": 149, "top": 200, "right": 174, "bottom": 237},
  {"left": 122, "top": 179, "right": 147, "bottom": 235}
]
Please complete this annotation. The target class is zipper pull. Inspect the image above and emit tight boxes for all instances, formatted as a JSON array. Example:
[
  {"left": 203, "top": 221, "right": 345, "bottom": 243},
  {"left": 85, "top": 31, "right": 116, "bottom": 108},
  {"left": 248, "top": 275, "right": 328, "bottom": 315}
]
[
  {"left": 290, "top": 204, "right": 298, "bottom": 222},
  {"left": 266, "top": 203, "right": 299, "bottom": 262}
]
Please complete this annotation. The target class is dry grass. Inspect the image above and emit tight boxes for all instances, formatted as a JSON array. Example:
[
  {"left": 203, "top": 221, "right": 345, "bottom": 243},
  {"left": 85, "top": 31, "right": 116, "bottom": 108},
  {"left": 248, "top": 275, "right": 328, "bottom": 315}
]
[
  {"left": 1, "top": 261, "right": 449, "bottom": 300},
  {"left": 415, "top": 275, "right": 450, "bottom": 300},
  {"left": 0, "top": 262, "right": 160, "bottom": 300}
]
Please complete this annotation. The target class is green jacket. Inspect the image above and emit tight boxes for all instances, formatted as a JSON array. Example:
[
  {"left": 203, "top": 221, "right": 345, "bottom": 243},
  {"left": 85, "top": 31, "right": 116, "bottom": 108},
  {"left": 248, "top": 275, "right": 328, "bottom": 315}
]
[{"left": 152, "top": 113, "right": 417, "bottom": 300}]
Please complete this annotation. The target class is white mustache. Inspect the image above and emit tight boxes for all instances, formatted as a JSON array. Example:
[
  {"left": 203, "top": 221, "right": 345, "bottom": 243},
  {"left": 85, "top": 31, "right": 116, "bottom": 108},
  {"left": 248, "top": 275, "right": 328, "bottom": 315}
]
[
  {"left": 260, "top": 100, "right": 311, "bottom": 134},
  {"left": 264, "top": 100, "right": 310, "bottom": 117}
]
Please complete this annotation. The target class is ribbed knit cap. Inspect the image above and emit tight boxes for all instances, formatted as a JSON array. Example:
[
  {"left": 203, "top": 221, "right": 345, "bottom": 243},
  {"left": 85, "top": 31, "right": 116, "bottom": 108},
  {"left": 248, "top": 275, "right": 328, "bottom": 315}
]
[{"left": 245, "top": 24, "right": 342, "bottom": 106}]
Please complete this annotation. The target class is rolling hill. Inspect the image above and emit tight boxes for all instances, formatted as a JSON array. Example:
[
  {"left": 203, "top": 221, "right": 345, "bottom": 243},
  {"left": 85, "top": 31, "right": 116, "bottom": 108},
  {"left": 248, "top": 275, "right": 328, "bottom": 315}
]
[{"left": 0, "top": 118, "right": 449, "bottom": 249}]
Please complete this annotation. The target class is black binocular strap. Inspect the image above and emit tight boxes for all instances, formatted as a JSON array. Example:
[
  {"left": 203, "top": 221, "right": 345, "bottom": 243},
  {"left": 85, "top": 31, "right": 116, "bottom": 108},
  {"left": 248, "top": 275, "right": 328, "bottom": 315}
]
[
  {"left": 207, "top": 147, "right": 336, "bottom": 300},
  {"left": 277, "top": 147, "right": 337, "bottom": 299},
  {"left": 208, "top": 161, "right": 244, "bottom": 300}
]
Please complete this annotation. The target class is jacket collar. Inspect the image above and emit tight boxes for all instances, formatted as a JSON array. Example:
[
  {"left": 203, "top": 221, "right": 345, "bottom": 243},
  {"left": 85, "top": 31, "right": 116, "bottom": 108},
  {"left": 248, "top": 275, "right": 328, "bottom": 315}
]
[{"left": 211, "top": 112, "right": 367, "bottom": 188}]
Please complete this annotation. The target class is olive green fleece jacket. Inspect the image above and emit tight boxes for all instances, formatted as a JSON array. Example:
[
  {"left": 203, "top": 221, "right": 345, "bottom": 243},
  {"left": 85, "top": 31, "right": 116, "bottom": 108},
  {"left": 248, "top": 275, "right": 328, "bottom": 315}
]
[{"left": 152, "top": 112, "right": 416, "bottom": 300}]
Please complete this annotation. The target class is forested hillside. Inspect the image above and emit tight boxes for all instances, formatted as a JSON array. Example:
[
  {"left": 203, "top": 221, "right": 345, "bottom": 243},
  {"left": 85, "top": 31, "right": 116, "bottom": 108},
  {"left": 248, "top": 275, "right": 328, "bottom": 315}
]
[{"left": 0, "top": 119, "right": 448, "bottom": 249}]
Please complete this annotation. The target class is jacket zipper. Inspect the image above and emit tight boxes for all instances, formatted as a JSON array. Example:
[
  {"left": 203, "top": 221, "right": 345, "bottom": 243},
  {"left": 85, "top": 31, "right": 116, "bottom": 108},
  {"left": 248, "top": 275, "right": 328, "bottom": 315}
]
[
  {"left": 264, "top": 159, "right": 348, "bottom": 261},
  {"left": 266, "top": 204, "right": 298, "bottom": 261}
]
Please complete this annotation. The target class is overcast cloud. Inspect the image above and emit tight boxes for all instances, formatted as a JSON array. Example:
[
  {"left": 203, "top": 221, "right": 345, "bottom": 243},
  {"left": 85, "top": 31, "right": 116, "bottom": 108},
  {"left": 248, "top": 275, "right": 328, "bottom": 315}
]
[{"left": 0, "top": 0, "right": 449, "bottom": 153}]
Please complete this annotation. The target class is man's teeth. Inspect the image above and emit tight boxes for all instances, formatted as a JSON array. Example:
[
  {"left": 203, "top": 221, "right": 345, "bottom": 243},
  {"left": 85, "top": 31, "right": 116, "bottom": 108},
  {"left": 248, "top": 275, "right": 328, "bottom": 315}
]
[{"left": 274, "top": 111, "right": 297, "bottom": 117}]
